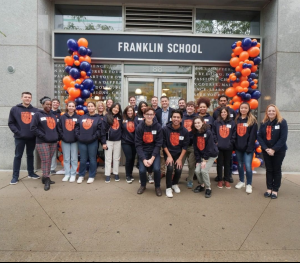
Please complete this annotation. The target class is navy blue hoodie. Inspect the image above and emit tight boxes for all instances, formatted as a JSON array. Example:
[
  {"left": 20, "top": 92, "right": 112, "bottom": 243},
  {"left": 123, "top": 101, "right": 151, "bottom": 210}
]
[
  {"left": 213, "top": 107, "right": 237, "bottom": 121},
  {"left": 58, "top": 113, "right": 79, "bottom": 143},
  {"left": 101, "top": 115, "right": 123, "bottom": 144},
  {"left": 201, "top": 113, "right": 214, "bottom": 128},
  {"left": 163, "top": 123, "right": 189, "bottom": 157},
  {"left": 182, "top": 112, "right": 198, "bottom": 145},
  {"left": 257, "top": 119, "right": 288, "bottom": 152},
  {"left": 122, "top": 118, "right": 136, "bottom": 145},
  {"left": 134, "top": 115, "right": 145, "bottom": 128},
  {"left": 51, "top": 109, "right": 62, "bottom": 120},
  {"left": 75, "top": 114, "right": 101, "bottom": 144},
  {"left": 213, "top": 119, "right": 237, "bottom": 151},
  {"left": 8, "top": 104, "right": 39, "bottom": 139},
  {"left": 193, "top": 128, "right": 219, "bottom": 163},
  {"left": 30, "top": 110, "right": 59, "bottom": 144},
  {"left": 235, "top": 117, "right": 258, "bottom": 153},
  {"left": 135, "top": 118, "right": 163, "bottom": 161}
]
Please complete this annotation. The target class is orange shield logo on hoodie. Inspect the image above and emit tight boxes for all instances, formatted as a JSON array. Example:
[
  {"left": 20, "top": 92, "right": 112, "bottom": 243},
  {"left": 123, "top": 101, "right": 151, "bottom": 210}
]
[
  {"left": 127, "top": 121, "right": 135, "bottom": 133},
  {"left": 112, "top": 118, "right": 120, "bottom": 130},
  {"left": 143, "top": 132, "right": 153, "bottom": 144},
  {"left": 266, "top": 126, "right": 272, "bottom": 141},
  {"left": 65, "top": 119, "right": 75, "bottom": 132},
  {"left": 219, "top": 125, "right": 230, "bottom": 139},
  {"left": 184, "top": 119, "right": 193, "bottom": 132},
  {"left": 170, "top": 132, "right": 180, "bottom": 147},
  {"left": 46, "top": 117, "right": 56, "bottom": 130},
  {"left": 197, "top": 136, "right": 205, "bottom": 151},
  {"left": 237, "top": 123, "right": 247, "bottom": 137},
  {"left": 21, "top": 112, "right": 32, "bottom": 125},
  {"left": 83, "top": 119, "right": 94, "bottom": 130}
]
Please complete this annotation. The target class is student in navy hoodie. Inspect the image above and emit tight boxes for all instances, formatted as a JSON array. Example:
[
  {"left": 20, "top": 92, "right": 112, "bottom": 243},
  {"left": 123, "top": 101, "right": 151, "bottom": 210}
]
[
  {"left": 197, "top": 97, "right": 214, "bottom": 128},
  {"left": 182, "top": 101, "right": 198, "bottom": 189},
  {"left": 192, "top": 116, "right": 219, "bottom": 198},
  {"left": 163, "top": 110, "right": 189, "bottom": 198},
  {"left": 8, "top": 92, "right": 39, "bottom": 185},
  {"left": 30, "top": 97, "right": 59, "bottom": 191},
  {"left": 213, "top": 107, "right": 236, "bottom": 190},
  {"left": 58, "top": 101, "right": 79, "bottom": 183},
  {"left": 122, "top": 106, "right": 137, "bottom": 184},
  {"left": 75, "top": 102, "right": 102, "bottom": 185},
  {"left": 135, "top": 107, "right": 163, "bottom": 197},
  {"left": 234, "top": 103, "right": 258, "bottom": 195},
  {"left": 134, "top": 101, "right": 148, "bottom": 127},
  {"left": 101, "top": 103, "right": 123, "bottom": 183},
  {"left": 258, "top": 105, "right": 288, "bottom": 199}
]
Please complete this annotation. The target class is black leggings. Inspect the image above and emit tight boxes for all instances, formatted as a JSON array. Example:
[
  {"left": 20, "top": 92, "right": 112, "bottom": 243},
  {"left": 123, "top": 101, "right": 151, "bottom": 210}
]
[{"left": 217, "top": 150, "right": 232, "bottom": 182}]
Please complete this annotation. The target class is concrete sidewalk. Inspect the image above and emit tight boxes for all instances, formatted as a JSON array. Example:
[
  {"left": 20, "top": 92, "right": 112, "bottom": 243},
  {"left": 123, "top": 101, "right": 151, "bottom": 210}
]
[{"left": 0, "top": 167, "right": 300, "bottom": 262}]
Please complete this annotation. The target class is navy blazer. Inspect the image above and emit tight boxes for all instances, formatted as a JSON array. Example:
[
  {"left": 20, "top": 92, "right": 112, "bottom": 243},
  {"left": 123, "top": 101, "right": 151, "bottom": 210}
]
[{"left": 156, "top": 107, "right": 175, "bottom": 127}]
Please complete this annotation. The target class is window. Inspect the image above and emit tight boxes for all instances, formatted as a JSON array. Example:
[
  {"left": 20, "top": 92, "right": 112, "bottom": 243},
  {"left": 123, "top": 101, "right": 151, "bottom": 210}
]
[
  {"left": 55, "top": 5, "right": 123, "bottom": 31},
  {"left": 196, "top": 9, "right": 260, "bottom": 35}
]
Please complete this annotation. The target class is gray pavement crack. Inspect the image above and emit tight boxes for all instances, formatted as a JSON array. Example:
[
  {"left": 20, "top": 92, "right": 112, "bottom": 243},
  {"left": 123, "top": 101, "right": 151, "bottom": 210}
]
[{"left": 21, "top": 180, "right": 78, "bottom": 252}]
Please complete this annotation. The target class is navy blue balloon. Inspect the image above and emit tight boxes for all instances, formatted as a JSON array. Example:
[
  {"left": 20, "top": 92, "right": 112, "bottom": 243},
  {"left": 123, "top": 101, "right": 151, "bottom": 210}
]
[
  {"left": 243, "top": 63, "right": 248, "bottom": 69},
  {"left": 255, "top": 141, "right": 260, "bottom": 148},
  {"left": 76, "top": 105, "right": 83, "bottom": 110},
  {"left": 254, "top": 57, "right": 262, "bottom": 65},
  {"left": 232, "top": 164, "right": 238, "bottom": 172},
  {"left": 231, "top": 43, "right": 237, "bottom": 49},
  {"left": 251, "top": 41, "right": 258, "bottom": 47},
  {"left": 87, "top": 71, "right": 92, "bottom": 77},
  {"left": 68, "top": 49, "right": 74, "bottom": 55},
  {"left": 82, "top": 106, "right": 88, "bottom": 113},
  {"left": 65, "top": 66, "right": 72, "bottom": 74},
  {"left": 232, "top": 153, "right": 238, "bottom": 163},
  {"left": 87, "top": 49, "right": 92, "bottom": 56},
  {"left": 79, "top": 85, "right": 84, "bottom": 90},
  {"left": 236, "top": 78, "right": 240, "bottom": 83},
  {"left": 237, "top": 93, "right": 241, "bottom": 96},
  {"left": 242, "top": 38, "right": 252, "bottom": 48},
  {"left": 90, "top": 89, "right": 94, "bottom": 93},
  {"left": 248, "top": 88, "right": 254, "bottom": 94},
  {"left": 250, "top": 81, "right": 255, "bottom": 87},
  {"left": 65, "top": 91, "right": 69, "bottom": 95},
  {"left": 75, "top": 98, "right": 84, "bottom": 105},
  {"left": 73, "top": 55, "right": 79, "bottom": 61},
  {"left": 67, "top": 39, "right": 79, "bottom": 52},
  {"left": 235, "top": 72, "right": 241, "bottom": 78},
  {"left": 81, "top": 90, "right": 91, "bottom": 99},
  {"left": 250, "top": 73, "right": 258, "bottom": 79},
  {"left": 80, "top": 62, "right": 91, "bottom": 72},
  {"left": 247, "top": 64, "right": 253, "bottom": 69},
  {"left": 69, "top": 68, "right": 81, "bottom": 79},
  {"left": 259, "top": 158, "right": 264, "bottom": 166},
  {"left": 226, "top": 73, "right": 230, "bottom": 78},
  {"left": 248, "top": 78, "right": 253, "bottom": 82},
  {"left": 252, "top": 90, "right": 261, "bottom": 100},
  {"left": 75, "top": 84, "right": 80, "bottom": 89},
  {"left": 78, "top": 47, "right": 88, "bottom": 56},
  {"left": 244, "top": 94, "right": 252, "bottom": 101},
  {"left": 83, "top": 79, "right": 94, "bottom": 90}
]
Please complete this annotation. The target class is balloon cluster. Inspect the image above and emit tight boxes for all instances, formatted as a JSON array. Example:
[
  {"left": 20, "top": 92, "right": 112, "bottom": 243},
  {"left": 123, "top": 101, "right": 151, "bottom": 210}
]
[
  {"left": 225, "top": 38, "right": 262, "bottom": 111},
  {"left": 63, "top": 38, "right": 95, "bottom": 116}
]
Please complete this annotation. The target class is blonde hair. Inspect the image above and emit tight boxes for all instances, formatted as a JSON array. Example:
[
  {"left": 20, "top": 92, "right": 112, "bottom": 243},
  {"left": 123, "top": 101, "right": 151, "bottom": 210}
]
[
  {"left": 96, "top": 101, "right": 107, "bottom": 115},
  {"left": 236, "top": 102, "right": 257, "bottom": 127},
  {"left": 262, "top": 104, "right": 284, "bottom": 124}
]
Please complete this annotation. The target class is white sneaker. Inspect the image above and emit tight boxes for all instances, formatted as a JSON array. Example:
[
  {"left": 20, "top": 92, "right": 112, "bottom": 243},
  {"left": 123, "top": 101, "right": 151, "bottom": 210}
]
[
  {"left": 77, "top": 177, "right": 84, "bottom": 184},
  {"left": 148, "top": 173, "right": 154, "bottom": 184},
  {"left": 166, "top": 188, "right": 174, "bottom": 198},
  {"left": 87, "top": 178, "right": 95, "bottom": 184},
  {"left": 69, "top": 176, "right": 76, "bottom": 183},
  {"left": 172, "top": 185, "right": 181, "bottom": 194},
  {"left": 62, "top": 176, "right": 70, "bottom": 182},
  {"left": 246, "top": 185, "right": 253, "bottom": 194},
  {"left": 235, "top": 182, "right": 246, "bottom": 189}
]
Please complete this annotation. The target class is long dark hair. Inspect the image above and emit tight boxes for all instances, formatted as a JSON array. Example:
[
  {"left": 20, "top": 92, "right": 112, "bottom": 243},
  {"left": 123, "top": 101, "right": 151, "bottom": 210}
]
[
  {"left": 235, "top": 102, "right": 257, "bottom": 127},
  {"left": 217, "top": 106, "right": 231, "bottom": 122},
  {"left": 107, "top": 103, "right": 122, "bottom": 126},
  {"left": 137, "top": 101, "right": 148, "bottom": 117},
  {"left": 123, "top": 106, "right": 136, "bottom": 121},
  {"left": 192, "top": 116, "right": 208, "bottom": 134}
]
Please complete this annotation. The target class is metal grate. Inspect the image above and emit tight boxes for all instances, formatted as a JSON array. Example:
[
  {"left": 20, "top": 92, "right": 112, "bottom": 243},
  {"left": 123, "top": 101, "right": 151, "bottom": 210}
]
[{"left": 125, "top": 7, "right": 193, "bottom": 33}]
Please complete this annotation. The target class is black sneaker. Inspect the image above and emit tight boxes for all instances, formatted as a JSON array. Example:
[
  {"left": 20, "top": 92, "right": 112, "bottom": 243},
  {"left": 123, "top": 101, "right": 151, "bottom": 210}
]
[
  {"left": 229, "top": 176, "right": 234, "bottom": 184},
  {"left": 193, "top": 174, "right": 198, "bottom": 181},
  {"left": 126, "top": 176, "right": 132, "bottom": 184},
  {"left": 214, "top": 176, "right": 219, "bottom": 182},
  {"left": 28, "top": 174, "right": 40, "bottom": 180},
  {"left": 193, "top": 185, "right": 205, "bottom": 193},
  {"left": 205, "top": 189, "right": 212, "bottom": 198},
  {"left": 264, "top": 192, "right": 272, "bottom": 198}
]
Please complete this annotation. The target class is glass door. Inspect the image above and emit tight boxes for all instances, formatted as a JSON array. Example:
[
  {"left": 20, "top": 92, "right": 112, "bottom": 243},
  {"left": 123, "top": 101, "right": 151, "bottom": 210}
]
[{"left": 158, "top": 79, "right": 189, "bottom": 109}]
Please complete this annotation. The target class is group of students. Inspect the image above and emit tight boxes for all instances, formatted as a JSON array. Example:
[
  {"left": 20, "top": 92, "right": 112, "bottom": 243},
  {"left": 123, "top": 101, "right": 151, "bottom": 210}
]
[{"left": 9, "top": 92, "right": 288, "bottom": 200}]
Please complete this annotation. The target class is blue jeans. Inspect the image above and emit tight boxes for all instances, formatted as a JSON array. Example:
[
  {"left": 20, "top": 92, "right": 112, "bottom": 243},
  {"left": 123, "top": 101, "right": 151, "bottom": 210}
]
[
  {"left": 122, "top": 143, "right": 136, "bottom": 177},
  {"left": 13, "top": 138, "right": 36, "bottom": 179},
  {"left": 236, "top": 150, "right": 254, "bottom": 185},
  {"left": 61, "top": 141, "right": 78, "bottom": 177},
  {"left": 139, "top": 152, "right": 161, "bottom": 188},
  {"left": 78, "top": 140, "right": 98, "bottom": 179}
]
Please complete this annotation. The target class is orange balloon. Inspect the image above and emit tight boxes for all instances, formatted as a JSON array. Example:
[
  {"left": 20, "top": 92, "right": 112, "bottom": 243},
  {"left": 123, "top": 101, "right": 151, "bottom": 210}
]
[
  {"left": 230, "top": 57, "right": 240, "bottom": 68},
  {"left": 239, "top": 51, "right": 250, "bottom": 61},
  {"left": 78, "top": 38, "right": 89, "bottom": 48},
  {"left": 249, "top": 99, "right": 259, "bottom": 110},
  {"left": 73, "top": 52, "right": 78, "bottom": 56},
  {"left": 68, "top": 88, "right": 81, "bottom": 99},
  {"left": 253, "top": 79, "right": 258, "bottom": 84},
  {"left": 60, "top": 112, "right": 65, "bottom": 116},
  {"left": 64, "top": 56, "right": 74, "bottom": 66},
  {"left": 241, "top": 81, "right": 249, "bottom": 88},
  {"left": 74, "top": 61, "right": 80, "bottom": 66},
  {"left": 248, "top": 47, "right": 260, "bottom": 58},
  {"left": 228, "top": 105, "right": 234, "bottom": 109},
  {"left": 251, "top": 66, "right": 258, "bottom": 73},
  {"left": 84, "top": 102, "right": 87, "bottom": 106},
  {"left": 225, "top": 87, "right": 237, "bottom": 98},
  {"left": 232, "top": 96, "right": 242, "bottom": 103},
  {"left": 234, "top": 47, "right": 243, "bottom": 56},
  {"left": 81, "top": 71, "right": 87, "bottom": 77},
  {"left": 252, "top": 84, "right": 258, "bottom": 89},
  {"left": 249, "top": 61, "right": 254, "bottom": 66},
  {"left": 76, "top": 79, "right": 82, "bottom": 84},
  {"left": 231, "top": 75, "right": 237, "bottom": 81},
  {"left": 65, "top": 99, "right": 69, "bottom": 104},
  {"left": 70, "top": 81, "right": 76, "bottom": 87},
  {"left": 63, "top": 76, "right": 75, "bottom": 87},
  {"left": 256, "top": 148, "right": 262, "bottom": 153},
  {"left": 242, "top": 68, "right": 251, "bottom": 77},
  {"left": 240, "top": 76, "right": 248, "bottom": 81},
  {"left": 231, "top": 53, "right": 236, "bottom": 58},
  {"left": 239, "top": 62, "right": 244, "bottom": 68},
  {"left": 85, "top": 76, "right": 89, "bottom": 79},
  {"left": 78, "top": 110, "right": 85, "bottom": 116},
  {"left": 59, "top": 155, "right": 64, "bottom": 162},
  {"left": 257, "top": 43, "right": 261, "bottom": 48},
  {"left": 237, "top": 86, "right": 244, "bottom": 93},
  {"left": 236, "top": 41, "right": 242, "bottom": 47},
  {"left": 63, "top": 85, "right": 68, "bottom": 91},
  {"left": 233, "top": 82, "right": 240, "bottom": 88},
  {"left": 243, "top": 88, "right": 249, "bottom": 93},
  {"left": 235, "top": 66, "right": 242, "bottom": 72},
  {"left": 79, "top": 57, "right": 85, "bottom": 63},
  {"left": 61, "top": 161, "right": 64, "bottom": 168},
  {"left": 232, "top": 102, "right": 241, "bottom": 111},
  {"left": 252, "top": 158, "right": 261, "bottom": 168}
]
